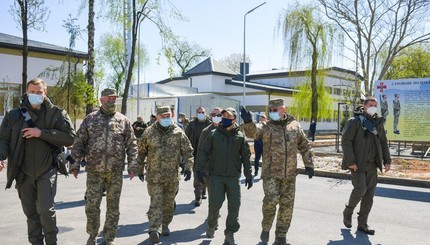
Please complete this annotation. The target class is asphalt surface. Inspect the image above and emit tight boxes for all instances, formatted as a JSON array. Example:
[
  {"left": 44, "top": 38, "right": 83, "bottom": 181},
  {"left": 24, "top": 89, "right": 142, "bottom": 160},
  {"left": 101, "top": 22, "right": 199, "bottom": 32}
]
[{"left": 1, "top": 169, "right": 429, "bottom": 245}]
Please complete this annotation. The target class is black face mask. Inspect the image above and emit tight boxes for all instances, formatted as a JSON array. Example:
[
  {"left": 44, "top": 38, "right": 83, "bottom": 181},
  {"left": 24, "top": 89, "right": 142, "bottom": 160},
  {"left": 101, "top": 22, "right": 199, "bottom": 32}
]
[{"left": 221, "top": 118, "right": 233, "bottom": 127}]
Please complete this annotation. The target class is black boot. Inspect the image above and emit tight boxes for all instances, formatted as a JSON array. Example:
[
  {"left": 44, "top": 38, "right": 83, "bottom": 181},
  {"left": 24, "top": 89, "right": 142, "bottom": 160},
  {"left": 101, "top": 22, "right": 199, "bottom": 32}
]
[{"left": 343, "top": 205, "right": 354, "bottom": 228}]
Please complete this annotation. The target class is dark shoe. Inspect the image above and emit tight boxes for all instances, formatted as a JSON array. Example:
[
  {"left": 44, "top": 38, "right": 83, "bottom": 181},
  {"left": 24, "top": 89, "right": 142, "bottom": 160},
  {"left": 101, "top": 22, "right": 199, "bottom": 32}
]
[
  {"left": 86, "top": 235, "right": 96, "bottom": 245},
  {"left": 357, "top": 224, "right": 375, "bottom": 235},
  {"left": 224, "top": 230, "right": 237, "bottom": 245},
  {"left": 206, "top": 226, "right": 216, "bottom": 238},
  {"left": 254, "top": 171, "right": 259, "bottom": 176},
  {"left": 194, "top": 198, "right": 202, "bottom": 207},
  {"left": 274, "top": 236, "right": 290, "bottom": 245},
  {"left": 343, "top": 205, "right": 354, "bottom": 228},
  {"left": 149, "top": 231, "right": 160, "bottom": 244},
  {"left": 260, "top": 230, "right": 269, "bottom": 243},
  {"left": 162, "top": 226, "right": 170, "bottom": 236},
  {"left": 202, "top": 191, "right": 207, "bottom": 199}
]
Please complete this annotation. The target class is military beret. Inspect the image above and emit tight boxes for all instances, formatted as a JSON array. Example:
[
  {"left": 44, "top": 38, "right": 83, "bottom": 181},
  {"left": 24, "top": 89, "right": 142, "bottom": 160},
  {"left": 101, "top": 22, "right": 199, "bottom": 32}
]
[
  {"left": 221, "top": 107, "right": 237, "bottom": 118},
  {"left": 269, "top": 98, "right": 284, "bottom": 108},
  {"left": 157, "top": 106, "right": 171, "bottom": 115},
  {"left": 101, "top": 88, "right": 118, "bottom": 97}
]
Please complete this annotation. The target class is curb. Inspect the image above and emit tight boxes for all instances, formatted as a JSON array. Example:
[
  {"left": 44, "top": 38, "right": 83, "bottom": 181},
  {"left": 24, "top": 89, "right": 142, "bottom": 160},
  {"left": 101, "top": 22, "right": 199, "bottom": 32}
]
[{"left": 297, "top": 168, "right": 430, "bottom": 188}]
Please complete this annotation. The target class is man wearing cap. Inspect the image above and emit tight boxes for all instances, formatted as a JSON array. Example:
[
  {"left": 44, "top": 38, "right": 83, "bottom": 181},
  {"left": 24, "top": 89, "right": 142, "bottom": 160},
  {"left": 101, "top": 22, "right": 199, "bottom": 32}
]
[
  {"left": 241, "top": 99, "right": 314, "bottom": 245},
  {"left": 132, "top": 115, "right": 147, "bottom": 138},
  {"left": 0, "top": 78, "right": 75, "bottom": 245},
  {"left": 178, "top": 113, "right": 190, "bottom": 131},
  {"left": 138, "top": 106, "right": 194, "bottom": 244},
  {"left": 198, "top": 107, "right": 253, "bottom": 245},
  {"left": 185, "top": 106, "right": 211, "bottom": 207},
  {"left": 70, "top": 88, "right": 138, "bottom": 245}
]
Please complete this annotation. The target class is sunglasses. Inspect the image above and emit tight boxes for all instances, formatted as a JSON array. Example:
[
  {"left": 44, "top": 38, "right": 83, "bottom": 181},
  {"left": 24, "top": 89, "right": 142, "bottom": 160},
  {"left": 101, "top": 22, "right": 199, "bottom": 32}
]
[
  {"left": 269, "top": 109, "right": 278, "bottom": 112},
  {"left": 211, "top": 113, "right": 222, "bottom": 117}
]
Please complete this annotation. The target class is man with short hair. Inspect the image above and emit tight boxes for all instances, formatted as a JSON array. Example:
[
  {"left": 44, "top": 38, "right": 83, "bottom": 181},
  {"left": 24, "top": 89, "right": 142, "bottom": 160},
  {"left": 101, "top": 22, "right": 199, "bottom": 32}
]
[
  {"left": 178, "top": 113, "right": 190, "bottom": 131},
  {"left": 0, "top": 78, "right": 76, "bottom": 245},
  {"left": 241, "top": 98, "right": 314, "bottom": 245},
  {"left": 132, "top": 115, "right": 147, "bottom": 138},
  {"left": 342, "top": 96, "right": 391, "bottom": 235},
  {"left": 198, "top": 107, "right": 253, "bottom": 245},
  {"left": 185, "top": 106, "right": 211, "bottom": 206},
  {"left": 71, "top": 88, "right": 138, "bottom": 245},
  {"left": 138, "top": 106, "right": 194, "bottom": 244}
]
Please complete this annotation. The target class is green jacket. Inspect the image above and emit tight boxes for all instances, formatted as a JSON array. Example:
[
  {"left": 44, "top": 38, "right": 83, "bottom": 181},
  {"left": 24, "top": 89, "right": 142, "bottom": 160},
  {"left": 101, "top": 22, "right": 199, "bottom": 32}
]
[
  {"left": 341, "top": 108, "right": 391, "bottom": 172},
  {"left": 198, "top": 124, "right": 252, "bottom": 178},
  {"left": 0, "top": 95, "right": 75, "bottom": 189}
]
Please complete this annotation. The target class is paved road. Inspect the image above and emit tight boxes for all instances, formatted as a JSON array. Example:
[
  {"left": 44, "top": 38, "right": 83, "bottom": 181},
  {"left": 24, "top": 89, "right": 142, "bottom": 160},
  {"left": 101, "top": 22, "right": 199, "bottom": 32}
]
[{"left": 1, "top": 170, "right": 429, "bottom": 245}]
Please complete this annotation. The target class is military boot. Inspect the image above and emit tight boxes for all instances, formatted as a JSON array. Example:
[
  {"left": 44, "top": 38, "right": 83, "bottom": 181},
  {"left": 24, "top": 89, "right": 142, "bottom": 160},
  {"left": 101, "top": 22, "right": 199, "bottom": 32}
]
[
  {"left": 343, "top": 205, "right": 354, "bottom": 228},
  {"left": 224, "top": 230, "right": 237, "bottom": 245},
  {"left": 260, "top": 230, "right": 269, "bottom": 243},
  {"left": 194, "top": 198, "right": 202, "bottom": 207},
  {"left": 357, "top": 212, "right": 375, "bottom": 235},
  {"left": 274, "top": 237, "right": 291, "bottom": 245},
  {"left": 149, "top": 231, "right": 160, "bottom": 244},
  {"left": 86, "top": 235, "right": 96, "bottom": 245},
  {"left": 202, "top": 190, "right": 207, "bottom": 199},
  {"left": 206, "top": 226, "right": 216, "bottom": 238},
  {"left": 162, "top": 225, "right": 170, "bottom": 236}
]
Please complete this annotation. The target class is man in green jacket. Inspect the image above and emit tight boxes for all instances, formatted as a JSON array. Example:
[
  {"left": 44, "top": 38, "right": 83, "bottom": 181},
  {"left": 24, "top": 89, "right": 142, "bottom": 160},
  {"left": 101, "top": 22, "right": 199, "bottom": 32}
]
[
  {"left": 342, "top": 96, "right": 391, "bottom": 235},
  {"left": 198, "top": 107, "right": 253, "bottom": 245},
  {"left": 0, "top": 78, "right": 76, "bottom": 245}
]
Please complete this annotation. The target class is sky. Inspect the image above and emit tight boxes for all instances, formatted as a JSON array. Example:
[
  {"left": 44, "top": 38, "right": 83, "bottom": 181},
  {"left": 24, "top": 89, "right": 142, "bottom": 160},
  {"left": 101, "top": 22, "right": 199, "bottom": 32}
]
[{"left": 0, "top": 0, "right": 354, "bottom": 84}]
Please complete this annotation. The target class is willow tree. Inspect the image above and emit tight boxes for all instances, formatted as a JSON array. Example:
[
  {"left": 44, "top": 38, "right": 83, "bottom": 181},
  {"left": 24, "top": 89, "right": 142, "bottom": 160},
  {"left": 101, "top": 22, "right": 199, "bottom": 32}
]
[{"left": 279, "top": 3, "right": 339, "bottom": 123}]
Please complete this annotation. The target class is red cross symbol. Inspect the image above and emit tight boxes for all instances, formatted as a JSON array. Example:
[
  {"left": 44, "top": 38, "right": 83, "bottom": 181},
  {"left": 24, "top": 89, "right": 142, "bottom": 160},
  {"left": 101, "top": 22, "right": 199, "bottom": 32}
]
[{"left": 377, "top": 82, "right": 387, "bottom": 92}]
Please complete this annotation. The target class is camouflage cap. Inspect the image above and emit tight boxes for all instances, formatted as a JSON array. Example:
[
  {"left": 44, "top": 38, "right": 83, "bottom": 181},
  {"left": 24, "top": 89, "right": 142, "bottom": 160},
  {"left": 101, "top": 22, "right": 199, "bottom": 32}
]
[
  {"left": 221, "top": 107, "right": 237, "bottom": 118},
  {"left": 268, "top": 98, "right": 284, "bottom": 108},
  {"left": 156, "top": 106, "right": 171, "bottom": 115},
  {"left": 101, "top": 88, "right": 118, "bottom": 97}
]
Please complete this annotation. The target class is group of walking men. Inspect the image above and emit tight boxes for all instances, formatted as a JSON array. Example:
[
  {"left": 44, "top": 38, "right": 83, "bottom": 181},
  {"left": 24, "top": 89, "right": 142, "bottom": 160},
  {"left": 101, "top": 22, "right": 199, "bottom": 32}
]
[{"left": 0, "top": 78, "right": 390, "bottom": 245}]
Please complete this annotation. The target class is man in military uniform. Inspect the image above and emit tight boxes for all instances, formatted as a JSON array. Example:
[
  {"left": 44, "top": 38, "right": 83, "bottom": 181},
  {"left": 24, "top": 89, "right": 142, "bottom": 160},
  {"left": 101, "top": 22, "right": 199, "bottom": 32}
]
[
  {"left": 138, "top": 106, "right": 194, "bottom": 245},
  {"left": 185, "top": 106, "right": 211, "bottom": 206},
  {"left": 198, "top": 107, "right": 253, "bottom": 245},
  {"left": 241, "top": 99, "right": 314, "bottom": 245},
  {"left": 70, "top": 88, "right": 138, "bottom": 245},
  {"left": 380, "top": 95, "right": 388, "bottom": 126},
  {"left": 393, "top": 94, "right": 401, "bottom": 134},
  {"left": 342, "top": 97, "right": 391, "bottom": 235},
  {"left": 178, "top": 112, "right": 190, "bottom": 131},
  {"left": 132, "top": 115, "right": 147, "bottom": 138},
  {"left": 0, "top": 78, "right": 76, "bottom": 245}
]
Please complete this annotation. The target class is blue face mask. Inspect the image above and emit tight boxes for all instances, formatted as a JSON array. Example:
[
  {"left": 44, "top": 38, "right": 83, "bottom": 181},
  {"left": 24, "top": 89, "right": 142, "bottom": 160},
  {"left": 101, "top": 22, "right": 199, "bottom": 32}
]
[
  {"left": 27, "top": 93, "right": 44, "bottom": 106},
  {"left": 160, "top": 118, "right": 172, "bottom": 127},
  {"left": 269, "top": 112, "right": 281, "bottom": 121},
  {"left": 197, "top": 113, "right": 206, "bottom": 121},
  {"left": 221, "top": 117, "right": 233, "bottom": 127}
]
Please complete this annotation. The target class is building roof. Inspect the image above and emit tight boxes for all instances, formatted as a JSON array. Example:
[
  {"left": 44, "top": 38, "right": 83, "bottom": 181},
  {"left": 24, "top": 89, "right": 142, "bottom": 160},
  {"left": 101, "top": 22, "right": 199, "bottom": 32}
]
[
  {"left": 225, "top": 79, "right": 297, "bottom": 94},
  {"left": 185, "top": 57, "right": 236, "bottom": 76},
  {"left": 0, "top": 32, "right": 88, "bottom": 59}
]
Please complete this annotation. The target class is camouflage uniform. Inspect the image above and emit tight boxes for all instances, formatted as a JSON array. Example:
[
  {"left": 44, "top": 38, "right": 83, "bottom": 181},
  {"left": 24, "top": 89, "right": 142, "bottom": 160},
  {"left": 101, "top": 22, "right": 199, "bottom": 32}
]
[
  {"left": 393, "top": 97, "right": 401, "bottom": 133},
  {"left": 243, "top": 99, "right": 313, "bottom": 240},
  {"left": 71, "top": 108, "right": 137, "bottom": 243},
  {"left": 380, "top": 98, "right": 388, "bottom": 125},
  {"left": 138, "top": 106, "right": 194, "bottom": 235}
]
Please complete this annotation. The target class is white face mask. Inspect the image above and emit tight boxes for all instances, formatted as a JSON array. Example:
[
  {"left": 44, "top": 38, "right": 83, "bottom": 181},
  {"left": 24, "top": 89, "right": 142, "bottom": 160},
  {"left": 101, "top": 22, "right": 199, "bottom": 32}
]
[
  {"left": 366, "top": 106, "right": 378, "bottom": 116},
  {"left": 212, "top": 116, "right": 222, "bottom": 124},
  {"left": 197, "top": 113, "right": 206, "bottom": 121},
  {"left": 28, "top": 93, "right": 44, "bottom": 106}
]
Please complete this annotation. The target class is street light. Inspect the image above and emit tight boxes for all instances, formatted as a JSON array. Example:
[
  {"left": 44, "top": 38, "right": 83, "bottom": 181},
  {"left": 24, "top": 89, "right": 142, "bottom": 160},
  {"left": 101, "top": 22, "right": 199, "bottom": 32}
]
[{"left": 243, "top": 2, "right": 266, "bottom": 107}]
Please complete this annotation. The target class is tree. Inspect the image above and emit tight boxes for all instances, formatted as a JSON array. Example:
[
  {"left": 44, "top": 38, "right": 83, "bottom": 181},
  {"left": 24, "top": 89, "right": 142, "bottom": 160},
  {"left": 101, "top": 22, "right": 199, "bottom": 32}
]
[
  {"left": 10, "top": 0, "right": 49, "bottom": 94},
  {"left": 279, "top": 3, "right": 338, "bottom": 123},
  {"left": 170, "top": 39, "right": 211, "bottom": 75},
  {"left": 384, "top": 45, "right": 430, "bottom": 79},
  {"left": 86, "top": 0, "right": 95, "bottom": 114},
  {"left": 319, "top": 0, "right": 430, "bottom": 96},
  {"left": 219, "top": 53, "right": 252, "bottom": 74}
]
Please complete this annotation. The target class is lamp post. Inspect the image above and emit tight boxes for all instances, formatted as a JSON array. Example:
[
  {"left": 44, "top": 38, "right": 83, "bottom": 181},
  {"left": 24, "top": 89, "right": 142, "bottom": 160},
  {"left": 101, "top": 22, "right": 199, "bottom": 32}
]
[
  {"left": 243, "top": 2, "right": 266, "bottom": 107},
  {"left": 137, "top": 18, "right": 141, "bottom": 118}
]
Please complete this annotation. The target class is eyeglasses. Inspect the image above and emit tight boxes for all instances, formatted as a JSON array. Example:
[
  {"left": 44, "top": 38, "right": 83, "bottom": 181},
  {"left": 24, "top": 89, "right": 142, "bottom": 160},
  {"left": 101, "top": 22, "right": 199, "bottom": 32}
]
[
  {"left": 269, "top": 109, "right": 278, "bottom": 112},
  {"left": 211, "top": 113, "right": 222, "bottom": 117}
]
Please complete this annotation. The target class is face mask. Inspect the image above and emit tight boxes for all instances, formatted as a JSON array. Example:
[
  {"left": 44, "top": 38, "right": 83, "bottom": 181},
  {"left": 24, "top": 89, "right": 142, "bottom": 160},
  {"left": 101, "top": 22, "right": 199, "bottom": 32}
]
[
  {"left": 178, "top": 118, "right": 183, "bottom": 123},
  {"left": 103, "top": 101, "right": 117, "bottom": 114},
  {"left": 197, "top": 113, "right": 206, "bottom": 121},
  {"left": 28, "top": 93, "right": 44, "bottom": 106},
  {"left": 160, "top": 118, "right": 172, "bottom": 127},
  {"left": 366, "top": 106, "right": 378, "bottom": 116},
  {"left": 212, "top": 116, "right": 222, "bottom": 124},
  {"left": 221, "top": 118, "right": 233, "bottom": 127},
  {"left": 269, "top": 112, "right": 281, "bottom": 121}
]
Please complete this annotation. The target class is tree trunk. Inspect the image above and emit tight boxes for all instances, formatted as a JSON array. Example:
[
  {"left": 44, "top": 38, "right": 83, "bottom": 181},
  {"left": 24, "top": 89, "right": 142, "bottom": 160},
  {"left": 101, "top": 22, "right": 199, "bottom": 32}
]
[
  {"left": 86, "top": 0, "right": 95, "bottom": 114},
  {"left": 311, "top": 46, "right": 318, "bottom": 123}
]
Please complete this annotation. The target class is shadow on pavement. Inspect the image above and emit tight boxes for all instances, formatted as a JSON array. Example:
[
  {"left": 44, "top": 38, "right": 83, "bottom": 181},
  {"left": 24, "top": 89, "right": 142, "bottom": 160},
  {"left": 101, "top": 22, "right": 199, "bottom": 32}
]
[
  {"left": 375, "top": 186, "right": 430, "bottom": 203},
  {"left": 117, "top": 222, "right": 149, "bottom": 238},
  {"left": 55, "top": 199, "right": 86, "bottom": 210},
  {"left": 175, "top": 202, "right": 197, "bottom": 215},
  {"left": 327, "top": 229, "right": 374, "bottom": 245},
  {"left": 327, "top": 178, "right": 350, "bottom": 188}
]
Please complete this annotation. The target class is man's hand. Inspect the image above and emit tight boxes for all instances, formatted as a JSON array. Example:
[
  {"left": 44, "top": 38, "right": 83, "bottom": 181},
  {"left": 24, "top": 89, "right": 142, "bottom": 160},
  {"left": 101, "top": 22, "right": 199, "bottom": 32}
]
[
  {"left": 184, "top": 170, "right": 192, "bottom": 181},
  {"left": 138, "top": 173, "right": 145, "bottom": 182},
  {"left": 240, "top": 106, "right": 252, "bottom": 123},
  {"left": 348, "top": 164, "right": 358, "bottom": 172},
  {"left": 384, "top": 164, "right": 391, "bottom": 172},
  {"left": 71, "top": 170, "right": 79, "bottom": 178},
  {"left": 22, "top": 127, "right": 42, "bottom": 138},
  {"left": 0, "top": 161, "right": 5, "bottom": 172},
  {"left": 129, "top": 172, "right": 136, "bottom": 180},
  {"left": 245, "top": 177, "right": 253, "bottom": 189},
  {"left": 197, "top": 171, "right": 206, "bottom": 184},
  {"left": 305, "top": 167, "right": 314, "bottom": 179}
]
